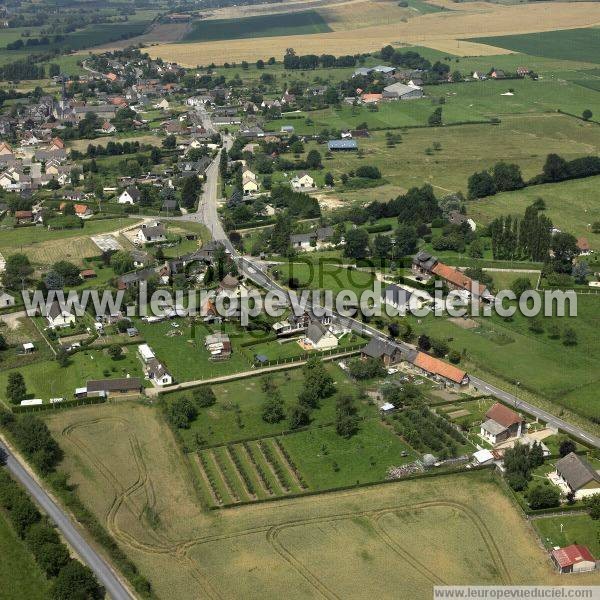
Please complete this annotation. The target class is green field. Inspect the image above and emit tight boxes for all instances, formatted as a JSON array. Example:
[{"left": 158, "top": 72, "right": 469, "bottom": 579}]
[
  {"left": 467, "top": 175, "right": 600, "bottom": 250},
  {"left": 163, "top": 363, "right": 357, "bottom": 448},
  {"left": 0, "top": 348, "right": 147, "bottom": 407},
  {"left": 472, "top": 28, "right": 600, "bottom": 64},
  {"left": 271, "top": 112, "right": 600, "bottom": 202},
  {"left": 279, "top": 419, "right": 416, "bottom": 490},
  {"left": 406, "top": 294, "right": 600, "bottom": 420},
  {"left": 0, "top": 510, "right": 50, "bottom": 600},
  {"left": 533, "top": 514, "right": 600, "bottom": 557},
  {"left": 182, "top": 11, "right": 331, "bottom": 43},
  {"left": 274, "top": 262, "right": 376, "bottom": 296}
]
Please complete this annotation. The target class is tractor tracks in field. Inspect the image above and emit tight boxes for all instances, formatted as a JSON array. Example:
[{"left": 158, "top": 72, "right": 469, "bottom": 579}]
[
  {"left": 61, "top": 417, "right": 224, "bottom": 600},
  {"left": 60, "top": 416, "right": 511, "bottom": 599}
]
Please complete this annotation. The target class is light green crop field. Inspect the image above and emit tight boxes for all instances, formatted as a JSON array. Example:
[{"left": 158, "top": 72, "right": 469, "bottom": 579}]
[
  {"left": 293, "top": 112, "right": 600, "bottom": 200},
  {"left": 472, "top": 28, "right": 600, "bottom": 64},
  {"left": 0, "top": 511, "right": 50, "bottom": 600}
]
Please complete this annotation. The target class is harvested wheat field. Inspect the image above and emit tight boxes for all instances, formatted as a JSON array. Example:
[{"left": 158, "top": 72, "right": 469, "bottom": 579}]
[
  {"left": 147, "top": 1, "right": 600, "bottom": 65},
  {"left": 44, "top": 402, "right": 600, "bottom": 600}
]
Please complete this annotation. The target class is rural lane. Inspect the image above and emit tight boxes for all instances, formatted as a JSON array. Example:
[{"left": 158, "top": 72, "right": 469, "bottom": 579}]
[{"left": 0, "top": 438, "right": 134, "bottom": 600}]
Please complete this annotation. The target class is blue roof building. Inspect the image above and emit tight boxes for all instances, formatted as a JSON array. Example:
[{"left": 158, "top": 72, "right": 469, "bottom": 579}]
[{"left": 328, "top": 139, "right": 358, "bottom": 151}]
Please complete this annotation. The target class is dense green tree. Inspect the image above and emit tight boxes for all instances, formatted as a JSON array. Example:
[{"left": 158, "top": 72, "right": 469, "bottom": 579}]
[
  {"left": 492, "top": 162, "right": 524, "bottom": 192},
  {"left": 335, "top": 394, "right": 359, "bottom": 438},
  {"left": 51, "top": 560, "right": 103, "bottom": 600},
  {"left": 551, "top": 232, "right": 579, "bottom": 273},
  {"left": 7, "top": 372, "right": 26, "bottom": 405},
  {"left": 559, "top": 439, "right": 576, "bottom": 457},
  {"left": 428, "top": 107, "right": 442, "bottom": 126},
  {"left": 527, "top": 483, "right": 560, "bottom": 509},
  {"left": 467, "top": 170, "right": 496, "bottom": 199},
  {"left": 305, "top": 149, "right": 322, "bottom": 169},
  {"left": 107, "top": 345, "right": 123, "bottom": 360},
  {"left": 193, "top": 387, "right": 216, "bottom": 407},
  {"left": 542, "top": 153, "right": 569, "bottom": 182},
  {"left": 394, "top": 224, "right": 418, "bottom": 257},
  {"left": 3, "top": 253, "right": 33, "bottom": 290},
  {"left": 110, "top": 251, "right": 134, "bottom": 276},
  {"left": 167, "top": 397, "right": 197, "bottom": 429},
  {"left": 288, "top": 403, "right": 310, "bottom": 429},
  {"left": 261, "top": 389, "right": 286, "bottom": 424},
  {"left": 343, "top": 228, "right": 369, "bottom": 259}
]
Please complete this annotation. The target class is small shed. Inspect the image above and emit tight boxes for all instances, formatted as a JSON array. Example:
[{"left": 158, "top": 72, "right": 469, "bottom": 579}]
[{"left": 22, "top": 342, "right": 35, "bottom": 353}]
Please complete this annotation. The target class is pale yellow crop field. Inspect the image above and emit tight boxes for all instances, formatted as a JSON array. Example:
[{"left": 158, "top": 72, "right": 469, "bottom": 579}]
[
  {"left": 44, "top": 403, "right": 600, "bottom": 600},
  {"left": 147, "top": 2, "right": 600, "bottom": 65}
]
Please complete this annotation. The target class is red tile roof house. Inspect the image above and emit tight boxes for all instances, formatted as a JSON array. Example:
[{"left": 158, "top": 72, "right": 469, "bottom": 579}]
[
  {"left": 412, "top": 351, "right": 469, "bottom": 389},
  {"left": 480, "top": 402, "right": 524, "bottom": 445},
  {"left": 551, "top": 544, "right": 597, "bottom": 574}
]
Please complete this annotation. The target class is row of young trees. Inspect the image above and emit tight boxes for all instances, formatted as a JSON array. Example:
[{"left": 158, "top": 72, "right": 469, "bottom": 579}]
[{"left": 488, "top": 200, "right": 580, "bottom": 272}]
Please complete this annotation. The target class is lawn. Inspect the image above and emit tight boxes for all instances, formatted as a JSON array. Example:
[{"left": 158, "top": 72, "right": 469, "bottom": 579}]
[
  {"left": 0, "top": 510, "right": 50, "bottom": 600},
  {"left": 0, "top": 347, "right": 147, "bottom": 406},
  {"left": 279, "top": 418, "right": 416, "bottom": 490},
  {"left": 472, "top": 28, "right": 600, "bottom": 64},
  {"left": 273, "top": 261, "right": 376, "bottom": 296},
  {"left": 467, "top": 176, "right": 600, "bottom": 251},
  {"left": 533, "top": 514, "right": 600, "bottom": 557},
  {"left": 163, "top": 363, "right": 356, "bottom": 448},
  {"left": 406, "top": 294, "right": 600, "bottom": 420},
  {"left": 182, "top": 11, "right": 331, "bottom": 43},
  {"left": 134, "top": 319, "right": 261, "bottom": 383},
  {"left": 0, "top": 218, "right": 136, "bottom": 265}
]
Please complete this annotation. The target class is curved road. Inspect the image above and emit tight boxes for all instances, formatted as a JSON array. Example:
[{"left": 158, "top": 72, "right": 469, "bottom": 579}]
[{"left": 0, "top": 439, "right": 134, "bottom": 600}]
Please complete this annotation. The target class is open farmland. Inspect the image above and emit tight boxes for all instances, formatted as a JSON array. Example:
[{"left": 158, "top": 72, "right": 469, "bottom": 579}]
[
  {"left": 472, "top": 27, "right": 600, "bottom": 63},
  {"left": 146, "top": 2, "right": 600, "bottom": 65},
  {"left": 42, "top": 401, "right": 599, "bottom": 600},
  {"left": 285, "top": 113, "right": 600, "bottom": 201},
  {"left": 182, "top": 11, "right": 331, "bottom": 42}
]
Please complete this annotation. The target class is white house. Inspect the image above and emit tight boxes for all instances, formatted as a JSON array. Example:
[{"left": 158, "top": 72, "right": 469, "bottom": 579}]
[
  {"left": 146, "top": 359, "right": 172, "bottom": 386},
  {"left": 303, "top": 322, "right": 338, "bottom": 350},
  {"left": 554, "top": 452, "right": 600, "bottom": 500},
  {"left": 46, "top": 301, "right": 76, "bottom": 329},
  {"left": 291, "top": 171, "right": 314, "bottom": 190},
  {"left": 118, "top": 186, "right": 141, "bottom": 204},
  {"left": 154, "top": 99, "right": 170, "bottom": 110},
  {"left": 242, "top": 174, "right": 259, "bottom": 196},
  {"left": 0, "top": 290, "right": 15, "bottom": 307},
  {"left": 136, "top": 224, "right": 167, "bottom": 245}
]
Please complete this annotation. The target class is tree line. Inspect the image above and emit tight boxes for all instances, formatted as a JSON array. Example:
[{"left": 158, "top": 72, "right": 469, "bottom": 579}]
[
  {"left": 0, "top": 467, "right": 103, "bottom": 599},
  {"left": 468, "top": 153, "right": 600, "bottom": 199}
]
